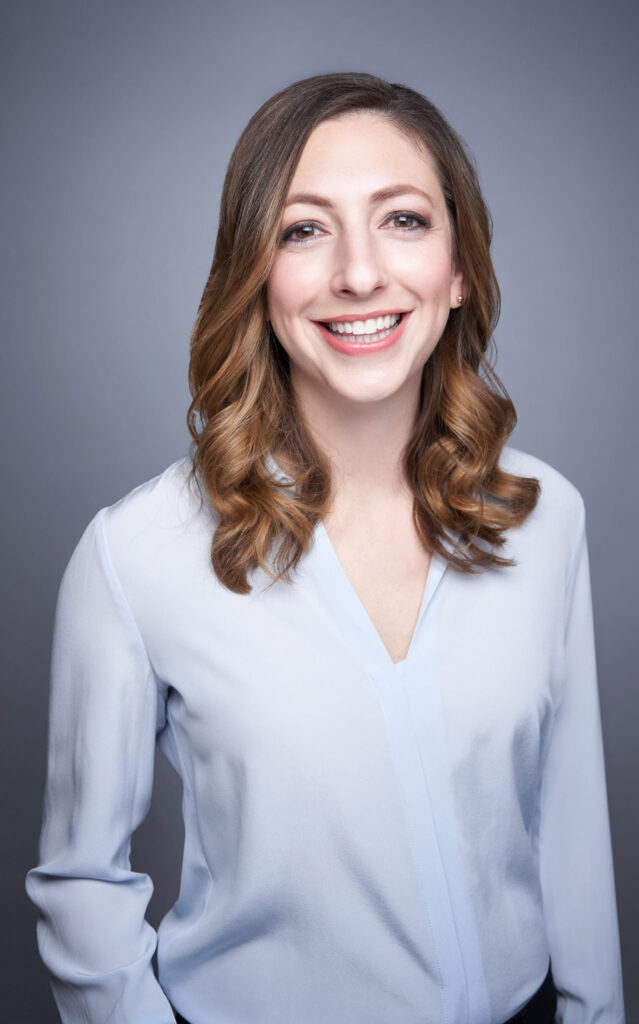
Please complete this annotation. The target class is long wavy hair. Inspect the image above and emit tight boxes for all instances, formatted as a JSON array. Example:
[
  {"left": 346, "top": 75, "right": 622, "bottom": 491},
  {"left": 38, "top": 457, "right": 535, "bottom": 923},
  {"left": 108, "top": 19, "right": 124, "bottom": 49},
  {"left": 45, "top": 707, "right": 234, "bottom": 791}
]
[{"left": 188, "top": 72, "right": 539, "bottom": 594}]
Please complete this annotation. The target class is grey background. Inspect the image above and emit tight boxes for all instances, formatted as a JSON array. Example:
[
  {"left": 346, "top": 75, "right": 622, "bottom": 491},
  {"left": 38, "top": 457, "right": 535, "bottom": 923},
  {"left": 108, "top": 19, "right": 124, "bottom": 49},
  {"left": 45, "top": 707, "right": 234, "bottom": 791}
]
[{"left": 2, "top": 0, "right": 636, "bottom": 1020}]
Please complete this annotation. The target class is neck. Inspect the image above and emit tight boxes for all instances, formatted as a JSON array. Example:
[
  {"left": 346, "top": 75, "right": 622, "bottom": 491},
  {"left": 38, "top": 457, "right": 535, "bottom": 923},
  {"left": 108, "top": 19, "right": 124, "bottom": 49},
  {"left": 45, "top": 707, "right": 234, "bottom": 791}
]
[{"left": 289, "top": 370, "right": 421, "bottom": 507}]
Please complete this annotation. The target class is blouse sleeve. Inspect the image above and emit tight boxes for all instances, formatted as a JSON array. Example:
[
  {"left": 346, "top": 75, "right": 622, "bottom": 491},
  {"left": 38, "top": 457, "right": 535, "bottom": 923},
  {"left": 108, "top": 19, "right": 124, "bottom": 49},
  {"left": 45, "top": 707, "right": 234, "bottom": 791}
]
[
  {"left": 25, "top": 510, "right": 178, "bottom": 1024},
  {"left": 538, "top": 497, "right": 625, "bottom": 1023}
]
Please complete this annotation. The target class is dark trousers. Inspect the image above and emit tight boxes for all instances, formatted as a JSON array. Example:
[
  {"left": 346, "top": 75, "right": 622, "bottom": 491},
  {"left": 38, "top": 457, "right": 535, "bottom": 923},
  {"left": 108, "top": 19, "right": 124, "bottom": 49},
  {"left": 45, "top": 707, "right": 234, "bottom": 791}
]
[
  {"left": 505, "top": 961, "right": 557, "bottom": 1023},
  {"left": 171, "top": 961, "right": 557, "bottom": 1024}
]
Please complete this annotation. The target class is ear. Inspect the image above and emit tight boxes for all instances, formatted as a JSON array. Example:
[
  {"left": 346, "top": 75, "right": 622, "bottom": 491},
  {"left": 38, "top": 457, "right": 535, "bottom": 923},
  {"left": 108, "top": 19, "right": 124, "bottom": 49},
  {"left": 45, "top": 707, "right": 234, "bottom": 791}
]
[{"left": 449, "top": 266, "right": 465, "bottom": 310}]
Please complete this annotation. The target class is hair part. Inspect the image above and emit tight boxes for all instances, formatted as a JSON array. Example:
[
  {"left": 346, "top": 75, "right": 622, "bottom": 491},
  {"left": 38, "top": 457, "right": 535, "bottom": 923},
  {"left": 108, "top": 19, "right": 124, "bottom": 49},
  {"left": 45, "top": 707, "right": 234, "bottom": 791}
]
[{"left": 187, "top": 72, "right": 539, "bottom": 593}]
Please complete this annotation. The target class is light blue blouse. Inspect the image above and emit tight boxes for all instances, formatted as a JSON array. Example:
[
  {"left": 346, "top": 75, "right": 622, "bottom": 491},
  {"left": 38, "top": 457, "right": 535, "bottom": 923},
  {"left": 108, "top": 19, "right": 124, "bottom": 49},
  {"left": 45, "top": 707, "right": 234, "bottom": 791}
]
[{"left": 25, "top": 446, "right": 625, "bottom": 1023}]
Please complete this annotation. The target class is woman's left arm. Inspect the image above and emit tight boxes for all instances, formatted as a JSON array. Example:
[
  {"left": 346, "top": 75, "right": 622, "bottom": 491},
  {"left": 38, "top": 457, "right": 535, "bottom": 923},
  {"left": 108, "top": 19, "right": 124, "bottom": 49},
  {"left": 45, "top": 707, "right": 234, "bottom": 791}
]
[{"left": 538, "top": 496, "right": 625, "bottom": 1023}]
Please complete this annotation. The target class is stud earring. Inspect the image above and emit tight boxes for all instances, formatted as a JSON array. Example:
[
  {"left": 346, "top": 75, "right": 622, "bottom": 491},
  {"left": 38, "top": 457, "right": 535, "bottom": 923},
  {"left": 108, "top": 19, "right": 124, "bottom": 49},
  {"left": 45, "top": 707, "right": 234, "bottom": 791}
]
[{"left": 457, "top": 295, "right": 464, "bottom": 305}]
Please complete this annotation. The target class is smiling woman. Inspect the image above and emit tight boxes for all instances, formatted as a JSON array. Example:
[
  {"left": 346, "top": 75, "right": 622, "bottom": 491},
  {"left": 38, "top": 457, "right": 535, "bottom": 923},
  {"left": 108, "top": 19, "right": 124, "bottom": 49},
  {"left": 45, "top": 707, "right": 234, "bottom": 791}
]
[
  {"left": 188, "top": 78, "right": 540, "bottom": 597},
  {"left": 267, "top": 113, "right": 463, "bottom": 399},
  {"left": 26, "top": 73, "right": 625, "bottom": 1024}
]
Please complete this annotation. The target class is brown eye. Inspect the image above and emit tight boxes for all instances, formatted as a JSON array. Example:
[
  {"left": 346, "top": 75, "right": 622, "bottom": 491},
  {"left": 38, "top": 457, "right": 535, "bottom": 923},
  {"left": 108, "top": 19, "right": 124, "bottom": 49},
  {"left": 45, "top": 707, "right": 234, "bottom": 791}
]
[
  {"left": 281, "top": 222, "right": 319, "bottom": 244},
  {"left": 386, "top": 211, "right": 429, "bottom": 231}
]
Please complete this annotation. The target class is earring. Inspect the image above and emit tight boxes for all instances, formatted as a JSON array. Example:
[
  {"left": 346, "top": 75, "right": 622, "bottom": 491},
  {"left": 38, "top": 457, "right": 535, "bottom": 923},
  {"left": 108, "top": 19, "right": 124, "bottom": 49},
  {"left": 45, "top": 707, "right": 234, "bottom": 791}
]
[{"left": 457, "top": 295, "right": 464, "bottom": 305}]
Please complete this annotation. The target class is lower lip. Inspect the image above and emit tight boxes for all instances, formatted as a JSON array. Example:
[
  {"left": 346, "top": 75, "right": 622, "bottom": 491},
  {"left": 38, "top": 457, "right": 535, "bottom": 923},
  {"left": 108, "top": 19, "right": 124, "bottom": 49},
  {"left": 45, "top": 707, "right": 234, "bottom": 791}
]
[{"left": 314, "top": 313, "right": 410, "bottom": 356}]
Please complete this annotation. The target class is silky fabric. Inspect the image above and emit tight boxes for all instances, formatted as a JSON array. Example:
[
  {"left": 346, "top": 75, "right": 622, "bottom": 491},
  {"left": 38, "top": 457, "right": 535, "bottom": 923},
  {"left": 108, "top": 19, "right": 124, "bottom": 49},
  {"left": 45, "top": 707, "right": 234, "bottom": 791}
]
[
  {"left": 171, "top": 962, "right": 557, "bottom": 1023},
  {"left": 504, "top": 961, "right": 556, "bottom": 1023},
  {"left": 25, "top": 447, "right": 625, "bottom": 1023}
]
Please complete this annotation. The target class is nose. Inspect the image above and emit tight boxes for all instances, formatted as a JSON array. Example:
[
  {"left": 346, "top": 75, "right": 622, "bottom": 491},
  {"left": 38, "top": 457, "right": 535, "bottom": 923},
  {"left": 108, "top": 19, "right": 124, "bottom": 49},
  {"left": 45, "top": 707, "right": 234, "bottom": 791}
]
[{"left": 330, "top": 228, "right": 387, "bottom": 298}]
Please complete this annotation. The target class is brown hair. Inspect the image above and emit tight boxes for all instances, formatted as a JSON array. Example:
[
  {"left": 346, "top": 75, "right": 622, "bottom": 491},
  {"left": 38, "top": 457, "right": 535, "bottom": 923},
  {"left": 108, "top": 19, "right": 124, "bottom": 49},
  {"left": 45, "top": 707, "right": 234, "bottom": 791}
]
[{"left": 187, "top": 72, "right": 539, "bottom": 593}]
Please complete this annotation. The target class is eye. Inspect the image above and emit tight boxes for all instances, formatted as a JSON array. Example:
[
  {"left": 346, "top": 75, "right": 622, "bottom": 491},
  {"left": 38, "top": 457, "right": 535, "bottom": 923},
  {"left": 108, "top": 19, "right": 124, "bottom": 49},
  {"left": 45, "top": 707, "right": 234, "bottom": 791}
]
[
  {"left": 384, "top": 211, "right": 430, "bottom": 231},
  {"left": 279, "top": 221, "right": 322, "bottom": 245}
]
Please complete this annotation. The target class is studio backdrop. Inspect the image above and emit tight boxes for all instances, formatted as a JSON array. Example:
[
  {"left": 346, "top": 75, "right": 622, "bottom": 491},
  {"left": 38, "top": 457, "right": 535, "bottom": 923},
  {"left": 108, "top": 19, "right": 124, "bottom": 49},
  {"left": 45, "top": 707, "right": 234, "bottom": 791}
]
[{"left": 2, "top": 1, "right": 636, "bottom": 1020}]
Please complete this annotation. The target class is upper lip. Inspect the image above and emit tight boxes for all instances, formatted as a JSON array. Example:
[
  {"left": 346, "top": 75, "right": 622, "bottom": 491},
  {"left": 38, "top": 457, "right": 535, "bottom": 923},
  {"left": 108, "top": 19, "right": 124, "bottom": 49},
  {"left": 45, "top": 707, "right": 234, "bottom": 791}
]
[{"left": 315, "top": 309, "right": 408, "bottom": 323}]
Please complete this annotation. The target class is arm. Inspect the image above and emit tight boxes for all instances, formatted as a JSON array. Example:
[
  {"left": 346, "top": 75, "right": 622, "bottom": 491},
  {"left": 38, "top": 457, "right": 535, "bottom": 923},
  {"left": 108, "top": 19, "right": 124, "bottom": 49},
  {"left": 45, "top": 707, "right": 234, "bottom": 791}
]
[
  {"left": 538, "top": 497, "right": 625, "bottom": 1023},
  {"left": 25, "top": 510, "right": 178, "bottom": 1023}
]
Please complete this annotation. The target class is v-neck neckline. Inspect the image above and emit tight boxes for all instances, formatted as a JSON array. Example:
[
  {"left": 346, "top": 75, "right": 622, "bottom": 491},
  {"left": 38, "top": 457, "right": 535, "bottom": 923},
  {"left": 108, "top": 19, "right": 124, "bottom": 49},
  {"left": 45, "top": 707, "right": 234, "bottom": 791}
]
[
  {"left": 307, "top": 518, "right": 449, "bottom": 676},
  {"left": 265, "top": 453, "right": 453, "bottom": 674}
]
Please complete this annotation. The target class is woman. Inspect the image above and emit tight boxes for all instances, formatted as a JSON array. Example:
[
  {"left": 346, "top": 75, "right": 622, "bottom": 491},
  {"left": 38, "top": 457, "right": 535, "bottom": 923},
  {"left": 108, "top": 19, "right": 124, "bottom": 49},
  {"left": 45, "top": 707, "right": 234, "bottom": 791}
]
[{"left": 26, "top": 73, "right": 625, "bottom": 1023}]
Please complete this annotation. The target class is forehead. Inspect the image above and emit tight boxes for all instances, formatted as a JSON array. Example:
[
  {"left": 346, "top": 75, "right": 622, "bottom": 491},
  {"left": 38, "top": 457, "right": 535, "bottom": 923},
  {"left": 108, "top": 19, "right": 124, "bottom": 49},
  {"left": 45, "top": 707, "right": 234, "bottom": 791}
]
[{"left": 288, "top": 111, "right": 442, "bottom": 197}]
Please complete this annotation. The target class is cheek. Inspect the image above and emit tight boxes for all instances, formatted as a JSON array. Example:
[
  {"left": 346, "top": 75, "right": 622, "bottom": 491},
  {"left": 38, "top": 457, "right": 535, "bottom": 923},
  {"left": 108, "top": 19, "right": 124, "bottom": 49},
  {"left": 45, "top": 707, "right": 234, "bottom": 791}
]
[
  {"left": 265, "top": 263, "right": 289, "bottom": 323},
  {"left": 395, "top": 245, "right": 454, "bottom": 298},
  {"left": 267, "top": 256, "right": 320, "bottom": 322}
]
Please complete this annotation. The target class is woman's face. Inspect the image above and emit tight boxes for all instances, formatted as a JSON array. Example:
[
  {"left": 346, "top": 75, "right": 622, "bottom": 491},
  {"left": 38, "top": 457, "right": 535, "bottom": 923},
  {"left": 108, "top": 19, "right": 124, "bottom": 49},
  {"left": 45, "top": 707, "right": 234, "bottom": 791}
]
[{"left": 266, "top": 111, "right": 464, "bottom": 414}]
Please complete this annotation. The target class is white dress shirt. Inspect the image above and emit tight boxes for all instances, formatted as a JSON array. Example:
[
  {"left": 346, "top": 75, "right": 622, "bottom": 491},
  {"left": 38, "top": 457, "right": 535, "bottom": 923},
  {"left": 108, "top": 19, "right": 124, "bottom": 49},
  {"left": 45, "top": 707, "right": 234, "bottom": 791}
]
[{"left": 25, "top": 446, "right": 625, "bottom": 1023}]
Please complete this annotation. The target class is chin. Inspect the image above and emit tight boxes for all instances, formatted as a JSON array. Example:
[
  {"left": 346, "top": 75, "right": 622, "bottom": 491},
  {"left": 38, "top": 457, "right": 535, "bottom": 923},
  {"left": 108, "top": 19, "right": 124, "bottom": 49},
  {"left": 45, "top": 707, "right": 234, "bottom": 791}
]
[{"left": 328, "top": 379, "right": 413, "bottom": 406}]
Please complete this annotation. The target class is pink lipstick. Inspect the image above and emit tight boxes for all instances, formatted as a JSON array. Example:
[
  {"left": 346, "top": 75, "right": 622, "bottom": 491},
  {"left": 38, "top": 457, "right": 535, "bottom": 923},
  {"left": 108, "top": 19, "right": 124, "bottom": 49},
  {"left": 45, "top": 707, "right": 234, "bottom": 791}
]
[{"left": 314, "top": 312, "right": 410, "bottom": 356}]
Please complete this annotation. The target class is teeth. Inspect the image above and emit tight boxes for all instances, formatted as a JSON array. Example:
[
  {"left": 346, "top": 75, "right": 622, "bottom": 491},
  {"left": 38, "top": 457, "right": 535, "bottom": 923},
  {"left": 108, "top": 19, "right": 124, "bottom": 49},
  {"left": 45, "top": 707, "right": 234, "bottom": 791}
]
[
  {"left": 353, "top": 326, "right": 396, "bottom": 343},
  {"left": 326, "top": 324, "right": 398, "bottom": 344},
  {"left": 325, "top": 313, "right": 401, "bottom": 337}
]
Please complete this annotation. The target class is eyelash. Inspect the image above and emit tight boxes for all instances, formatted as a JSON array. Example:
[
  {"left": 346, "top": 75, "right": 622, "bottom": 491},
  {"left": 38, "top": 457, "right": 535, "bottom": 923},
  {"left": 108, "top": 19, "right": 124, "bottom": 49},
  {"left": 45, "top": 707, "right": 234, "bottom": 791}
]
[
  {"left": 279, "top": 210, "right": 430, "bottom": 245},
  {"left": 386, "top": 211, "right": 430, "bottom": 231}
]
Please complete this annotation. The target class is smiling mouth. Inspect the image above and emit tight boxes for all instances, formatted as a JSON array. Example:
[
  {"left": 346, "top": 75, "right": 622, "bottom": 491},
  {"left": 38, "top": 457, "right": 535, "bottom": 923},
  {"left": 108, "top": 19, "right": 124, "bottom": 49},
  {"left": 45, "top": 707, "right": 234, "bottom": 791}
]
[{"left": 319, "top": 312, "right": 403, "bottom": 343}]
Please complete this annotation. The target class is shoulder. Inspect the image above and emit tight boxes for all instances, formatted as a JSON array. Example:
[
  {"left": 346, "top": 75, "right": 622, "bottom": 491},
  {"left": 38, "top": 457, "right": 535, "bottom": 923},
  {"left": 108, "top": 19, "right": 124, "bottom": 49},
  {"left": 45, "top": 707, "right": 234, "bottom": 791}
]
[
  {"left": 61, "top": 457, "right": 217, "bottom": 601},
  {"left": 499, "top": 445, "right": 586, "bottom": 526},
  {"left": 102, "top": 456, "right": 208, "bottom": 538},
  {"left": 500, "top": 444, "right": 585, "bottom": 520},
  {"left": 102, "top": 455, "right": 216, "bottom": 572},
  {"left": 498, "top": 445, "right": 586, "bottom": 569}
]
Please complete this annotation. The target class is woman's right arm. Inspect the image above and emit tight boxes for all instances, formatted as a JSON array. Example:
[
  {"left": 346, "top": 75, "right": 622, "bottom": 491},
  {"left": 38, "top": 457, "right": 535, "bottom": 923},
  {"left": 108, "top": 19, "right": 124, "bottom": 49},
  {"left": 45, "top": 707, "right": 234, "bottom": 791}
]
[{"left": 25, "top": 509, "right": 178, "bottom": 1023}]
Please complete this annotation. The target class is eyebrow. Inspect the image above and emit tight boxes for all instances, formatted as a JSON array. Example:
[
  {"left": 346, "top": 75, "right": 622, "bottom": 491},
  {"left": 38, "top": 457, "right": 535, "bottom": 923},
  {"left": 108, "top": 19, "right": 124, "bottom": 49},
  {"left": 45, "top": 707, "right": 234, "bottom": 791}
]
[{"left": 284, "top": 184, "right": 434, "bottom": 209}]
